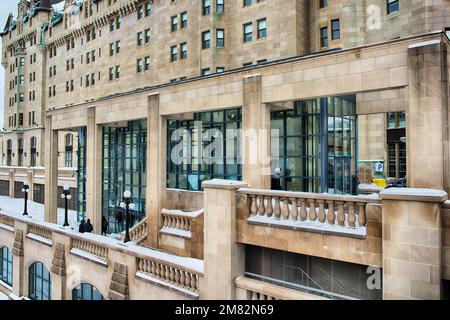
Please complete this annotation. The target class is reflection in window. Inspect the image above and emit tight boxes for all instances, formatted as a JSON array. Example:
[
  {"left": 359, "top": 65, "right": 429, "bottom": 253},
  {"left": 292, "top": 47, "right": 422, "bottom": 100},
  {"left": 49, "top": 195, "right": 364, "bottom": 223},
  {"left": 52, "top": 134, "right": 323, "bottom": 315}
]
[
  {"left": 72, "top": 283, "right": 104, "bottom": 300},
  {"left": 271, "top": 96, "right": 357, "bottom": 195},
  {"left": 167, "top": 109, "right": 242, "bottom": 191},
  {"left": 102, "top": 120, "right": 147, "bottom": 234},
  {"left": 0, "top": 247, "right": 13, "bottom": 286},
  {"left": 29, "top": 262, "right": 51, "bottom": 300}
]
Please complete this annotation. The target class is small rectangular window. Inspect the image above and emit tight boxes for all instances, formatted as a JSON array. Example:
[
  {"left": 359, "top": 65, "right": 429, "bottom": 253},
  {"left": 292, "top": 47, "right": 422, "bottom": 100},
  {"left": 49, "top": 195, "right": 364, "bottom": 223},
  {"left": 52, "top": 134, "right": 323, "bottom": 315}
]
[
  {"left": 320, "top": 26, "right": 328, "bottom": 47},
  {"left": 203, "top": 0, "right": 211, "bottom": 15},
  {"left": 331, "top": 19, "right": 340, "bottom": 40},
  {"left": 243, "top": 23, "right": 252, "bottom": 42},
  {"left": 387, "top": 0, "right": 399, "bottom": 14},
  {"left": 171, "top": 46, "right": 178, "bottom": 61},
  {"left": 257, "top": 18, "right": 267, "bottom": 39},
  {"left": 202, "top": 31, "right": 211, "bottom": 49},
  {"left": 216, "top": 29, "right": 225, "bottom": 47}
]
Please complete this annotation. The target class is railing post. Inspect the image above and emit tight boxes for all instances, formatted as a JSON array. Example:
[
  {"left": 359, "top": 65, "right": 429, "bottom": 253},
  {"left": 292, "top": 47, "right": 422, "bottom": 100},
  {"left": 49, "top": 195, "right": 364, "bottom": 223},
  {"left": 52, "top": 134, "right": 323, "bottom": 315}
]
[
  {"left": 202, "top": 179, "right": 248, "bottom": 300},
  {"left": 380, "top": 188, "right": 447, "bottom": 300}
]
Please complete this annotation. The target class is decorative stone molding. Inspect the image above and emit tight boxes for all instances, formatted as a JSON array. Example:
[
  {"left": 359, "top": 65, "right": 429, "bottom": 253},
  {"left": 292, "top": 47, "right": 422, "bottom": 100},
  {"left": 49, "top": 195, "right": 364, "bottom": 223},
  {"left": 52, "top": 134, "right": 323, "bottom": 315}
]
[
  {"left": 108, "top": 262, "right": 129, "bottom": 300},
  {"left": 12, "top": 229, "right": 24, "bottom": 257},
  {"left": 51, "top": 243, "right": 66, "bottom": 276}
]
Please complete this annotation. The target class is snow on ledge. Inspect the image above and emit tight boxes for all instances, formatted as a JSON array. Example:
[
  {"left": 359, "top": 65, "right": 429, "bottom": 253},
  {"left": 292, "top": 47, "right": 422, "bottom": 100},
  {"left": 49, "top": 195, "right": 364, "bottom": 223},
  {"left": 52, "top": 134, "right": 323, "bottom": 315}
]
[
  {"left": 408, "top": 39, "right": 440, "bottom": 49},
  {"left": 70, "top": 248, "right": 108, "bottom": 266},
  {"left": 0, "top": 223, "right": 14, "bottom": 233},
  {"left": 247, "top": 215, "right": 366, "bottom": 239},
  {"left": 161, "top": 208, "right": 204, "bottom": 219},
  {"left": 136, "top": 271, "right": 199, "bottom": 299},
  {"left": 26, "top": 233, "right": 53, "bottom": 246}
]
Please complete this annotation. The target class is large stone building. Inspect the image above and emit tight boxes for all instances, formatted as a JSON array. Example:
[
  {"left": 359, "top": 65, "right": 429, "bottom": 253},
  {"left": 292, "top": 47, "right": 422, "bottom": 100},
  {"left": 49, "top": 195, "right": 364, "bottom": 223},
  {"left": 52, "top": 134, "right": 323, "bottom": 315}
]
[{"left": 0, "top": 0, "right": 450, "bottom": 301}]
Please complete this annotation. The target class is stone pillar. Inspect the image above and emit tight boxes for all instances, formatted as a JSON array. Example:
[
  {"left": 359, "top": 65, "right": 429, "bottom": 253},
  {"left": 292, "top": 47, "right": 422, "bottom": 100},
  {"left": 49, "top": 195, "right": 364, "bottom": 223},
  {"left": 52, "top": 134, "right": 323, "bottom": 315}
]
[
  {"left": 44, "top": 115, "right": 58, "bottom": 223},
  {"left": 27, "top": 170, "right": 34, "bottom": 202},
  {"left": 242, "top": 75, "right": 271, "bottom": 189},
  {"left": 202, "top": 179, "right": 248, "bottom": 300},
  {"left": 50, "top": 242, "right": 66, "bottom": 300},
  {"left": 380, "top": 188, "right": 447, "bottom": 300},
  {"left": 12, "top": 225, "right": 25, "bottom": 297},
  {"left": 8, "top": 169, "right": 14, "bottom": 198},
  {"left": 146, "top": 93, "right": 166, "bottom": 248},
  {"left": 86, "top": 107, "right": 102, "bottom": 234},
  {"left": 407, "top": 40, "right": 449, "bottom": 191}
]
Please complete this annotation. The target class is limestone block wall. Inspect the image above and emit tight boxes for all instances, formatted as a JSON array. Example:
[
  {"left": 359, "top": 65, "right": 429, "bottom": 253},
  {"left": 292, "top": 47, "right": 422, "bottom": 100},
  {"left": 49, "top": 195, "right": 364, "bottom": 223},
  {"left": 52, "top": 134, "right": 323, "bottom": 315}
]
[{"left": 442, "top": 203, "right": 450, "bottom": 280}]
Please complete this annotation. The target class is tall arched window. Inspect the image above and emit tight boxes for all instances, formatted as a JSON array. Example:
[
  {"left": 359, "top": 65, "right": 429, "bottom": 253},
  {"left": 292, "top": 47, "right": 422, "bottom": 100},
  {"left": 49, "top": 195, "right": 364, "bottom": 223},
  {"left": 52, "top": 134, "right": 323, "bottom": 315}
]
[
  {"left": 6, "top": 140, "right": 12, "bottom": 166},
  {"left": 72, "top": 283, "right": 104, "bottom": 300},
  {"left": 0, "top": 247, "right": 13, "bottom": 286},
  {"left": 18, "top": 138, "right": 24, "bottom": 167},
  {"left": 30, "top": 137, "right": 37, "bottom": 167},
  {"left": 65, "top": 133, "right": 73, "bottom": 167},
  {"left": 29, "top": 262, "right": 51, "bottom": 300}
]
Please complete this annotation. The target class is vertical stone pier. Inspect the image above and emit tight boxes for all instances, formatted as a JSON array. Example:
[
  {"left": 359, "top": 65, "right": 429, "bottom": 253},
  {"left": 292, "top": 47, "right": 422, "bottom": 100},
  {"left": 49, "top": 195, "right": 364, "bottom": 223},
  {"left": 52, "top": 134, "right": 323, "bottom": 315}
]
[{"left": 380, "top": 188, "right": 447, "bottom": 299}]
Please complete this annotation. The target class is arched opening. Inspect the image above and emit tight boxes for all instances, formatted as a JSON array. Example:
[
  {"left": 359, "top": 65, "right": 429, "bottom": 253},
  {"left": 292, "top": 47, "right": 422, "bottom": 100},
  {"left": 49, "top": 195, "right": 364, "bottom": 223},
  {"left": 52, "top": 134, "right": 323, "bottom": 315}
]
[
  {"left": 0, "top": 247, "right": 13, "bottom": 286},
  {"left": 6, "top": 140, "right": 12, "bottom": 166},
  {"left": 72, "top": 283, "right": 104, "bottom": 300},
  {"left": 65, "top": 133, "right": 73, "bottom": 167},
  {"left": 17, "top": 138, "right": 24, "bottom": 167},
  {"left": 30, "top": 136, "right": 37, "bottom": 167},
  {"left": 28, "top": 262, "right": 51, "bottom": 300}
]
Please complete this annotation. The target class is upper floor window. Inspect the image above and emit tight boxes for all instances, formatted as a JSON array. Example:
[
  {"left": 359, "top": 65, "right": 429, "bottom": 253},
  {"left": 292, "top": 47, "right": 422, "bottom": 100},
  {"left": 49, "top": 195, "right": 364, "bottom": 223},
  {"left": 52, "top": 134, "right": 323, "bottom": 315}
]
[
  {"left": 0, "top": 247, "right": 13, "bottom": 286},
  {"left": 72, "top": 283, "right": 104, "bottom": 300},
  {"left": 137, "top": 6, "right": 144, "bottom": 20},
  {"left": 319, "top": 0, "right": 328, "bottom": 8},
  {"left": 320, "top": 26, "right": 328, "bottom": 47},
  {"left": 171, "top": 46, "right": 178, "bottom": 61},
  {"left": 202, "top": 68, "right": 211, "bottom": 76},
  {"left": 203, "top": 0, "right": 211, "bottom": 15},
  {"left": 243, "top": 23, "right": 252, "bottom": 42},
  {"left": 387, "top": 0, "right": 399, "bottom": 14},
  {"left": 243, "top": 0, "right": 252, "bottom": 7},
  {"left": 145, "top": 29, "right": 151, "bottom": 44},
  {"left": 257, "top": 18, "right": 267, "bottom": 39},
  {"left": 217, "top": 0, "right": 224, "bottom": 13},
  {"left": 171, "top": 16, "right": 178, "bottom": 32},
  {"left": 137, "top": 32, "right": 143, "bottom": 46},
  {"left": 181, "top": 12, "right": 188, "bottom": 29},
  {"left": 202, "top": 31, "right": 211, "bottom": 49},
  {"left": 331, "top": 19, "right": 340, "bottom": 40},
  {"left": 145, "top": 0, "right": 152, "bottom": 16},
  {"left": 180, "top": 43, "right": 188, "bottom": 59},
  {"left": 29, "top": 262, "right": 51, "bottom": 300},
  {"left": 216, "top": 29, "right": 225, "bottom": 47}
]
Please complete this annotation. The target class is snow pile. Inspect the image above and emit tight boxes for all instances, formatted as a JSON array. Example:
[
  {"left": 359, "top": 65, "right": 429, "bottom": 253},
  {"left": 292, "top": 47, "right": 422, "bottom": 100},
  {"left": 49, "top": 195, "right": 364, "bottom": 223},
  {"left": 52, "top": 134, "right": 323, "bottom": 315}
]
[{"left": 0, "top": 195, "right": 78, "bottom": 227}]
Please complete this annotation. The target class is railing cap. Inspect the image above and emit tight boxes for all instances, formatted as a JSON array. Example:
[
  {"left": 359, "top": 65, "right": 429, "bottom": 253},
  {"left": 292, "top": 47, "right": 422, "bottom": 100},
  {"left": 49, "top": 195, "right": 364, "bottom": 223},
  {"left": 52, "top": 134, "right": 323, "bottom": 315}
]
[
  {"left": 380, "top": 188, "right": 448, "bottom": 203},
  {"left": 202, "top": 179, "right": 248, "bottom": 190}
]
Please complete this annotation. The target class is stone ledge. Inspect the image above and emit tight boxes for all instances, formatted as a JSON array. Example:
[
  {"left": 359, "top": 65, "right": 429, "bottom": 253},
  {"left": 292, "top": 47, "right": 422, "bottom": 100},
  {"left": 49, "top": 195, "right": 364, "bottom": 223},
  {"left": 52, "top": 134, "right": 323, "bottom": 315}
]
[
  {"left": 202, "top": 179, "right": 248, "bottom": 190},
  {"left": 380, "top": 188, "right": 448, "bottom": 203}
]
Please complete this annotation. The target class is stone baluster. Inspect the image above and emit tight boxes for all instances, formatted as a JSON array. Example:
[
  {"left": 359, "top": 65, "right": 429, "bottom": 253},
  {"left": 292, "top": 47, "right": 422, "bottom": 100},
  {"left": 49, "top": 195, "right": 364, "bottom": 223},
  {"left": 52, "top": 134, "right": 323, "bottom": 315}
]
[
  {"left": 357, "top": 203, "right": 366, "bottom": 227},
  {"left": 251, "top": 291, "right": 258, "bottom": 300},
  {"left": 308, "top": 200, "right": 316, "bottom": 222},
  {"left": 274, "top": 197, "right": 281, "bottom": 220},
  {"left": 317, "top": 200, "right": 326, "bottom": 223},
  {"left": 282, "top": 198, "right": 290, "bottom": 220},
  {"left": 327, "top": 200, "right": 335, "bottom": 225},
  {"left": 180, "top": 270, "right": 186, "bottom": 287},
  {"left": 290, "top": 198, "right": 299, "bottom": 221},
  {"left": 180, "top": 217, "right": 185, "bottom": 231},
  {"left": 266, "top": 196, "right": 274, "bottom": 218},
  {"left": 337, "top": 202, "right": 345, "bottom": 227},
  {"left": 250, "top": 195, "right": 258, "bottom": 216},
  {"left": 300, "top": 199, "right": 307, "bottom": 221},
  {"left": 258, "top": 195, "right": 266, "bottom": 216},
  {"left": 347, "top": 202, "right": 356, "bottom": 228}
]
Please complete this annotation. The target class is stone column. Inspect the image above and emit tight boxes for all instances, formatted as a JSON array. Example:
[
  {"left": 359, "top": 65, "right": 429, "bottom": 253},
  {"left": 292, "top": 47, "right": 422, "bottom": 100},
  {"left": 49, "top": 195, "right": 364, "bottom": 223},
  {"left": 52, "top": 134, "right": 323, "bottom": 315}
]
[
  {"left": 146, "top": 93, "right": 166, "bottom": 248},
  {"left": 202, "top": 179, "right": 248, "bottom": 300},
  {"left": 407, "top": 40, "right": 449, "bottom": 191},
  {"left": 8, "top": 169, "right": 14, "bottom": 198},
  {"left": 242, "top": 75, "right": 271, "bottom": 189},
  {"left": 86, "top": 107, "right": 102, "bottom": 233},
  {"left": 44, "top": 115, "right": 58, "bottom": 223},
  {"left": 12, "top": 223, "right": 26, "bottom": 298},
  {"left": 50, "top": 242, "right": 66, "bottom": 300},
  {"left": 27, "top": 170, "right": 34, "bottom": 202},
  {"left": 380, "top": 188, "right": 447, "bottom": 300}
]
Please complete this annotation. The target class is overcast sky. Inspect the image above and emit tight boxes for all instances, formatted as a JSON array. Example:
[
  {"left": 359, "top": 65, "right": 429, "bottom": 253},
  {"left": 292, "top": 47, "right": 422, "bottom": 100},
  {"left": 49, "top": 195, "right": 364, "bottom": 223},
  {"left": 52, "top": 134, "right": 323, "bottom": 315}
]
[{"left": 0, "top": 0, "right": 19, "bottom": 129}]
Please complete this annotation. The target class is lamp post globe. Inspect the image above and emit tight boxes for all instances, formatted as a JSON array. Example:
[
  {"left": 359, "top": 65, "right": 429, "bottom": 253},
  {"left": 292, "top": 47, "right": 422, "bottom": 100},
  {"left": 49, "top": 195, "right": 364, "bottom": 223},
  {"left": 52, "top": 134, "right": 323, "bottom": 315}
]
[{"left": 61, "top": 185, "right": 71, "bottom": 227}]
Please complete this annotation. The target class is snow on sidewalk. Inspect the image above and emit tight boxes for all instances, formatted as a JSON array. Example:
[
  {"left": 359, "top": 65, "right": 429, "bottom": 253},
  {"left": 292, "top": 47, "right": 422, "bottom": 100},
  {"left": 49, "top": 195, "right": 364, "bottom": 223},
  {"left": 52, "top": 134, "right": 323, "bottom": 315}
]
[{"left": 0, "top": 195, "right": 78, "bottom": 227}]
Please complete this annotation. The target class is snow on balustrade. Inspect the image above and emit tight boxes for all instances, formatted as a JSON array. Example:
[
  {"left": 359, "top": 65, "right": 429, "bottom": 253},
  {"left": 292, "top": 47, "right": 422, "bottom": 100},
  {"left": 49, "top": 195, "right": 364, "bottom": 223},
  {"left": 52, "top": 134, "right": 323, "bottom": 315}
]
[
  {"left": 238, "top": 188, "right": 380, "bottom": 238},
  {"left": 160, "top": 208, "right": 204, "bottom": 239}
]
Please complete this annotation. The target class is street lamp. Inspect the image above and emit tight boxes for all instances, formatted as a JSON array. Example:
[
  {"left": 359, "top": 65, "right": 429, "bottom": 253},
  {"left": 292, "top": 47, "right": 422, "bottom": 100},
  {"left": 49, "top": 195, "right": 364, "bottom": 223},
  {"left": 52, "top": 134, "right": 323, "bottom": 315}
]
[
  {"left": 21, "top": 181, "right": 30, "bottom": 216},
  {"left": 120, "top": 191, "right": 135, "bottom": 243},
  {"left": 61, "top": 185, "right": 72, "bottom": 227}
]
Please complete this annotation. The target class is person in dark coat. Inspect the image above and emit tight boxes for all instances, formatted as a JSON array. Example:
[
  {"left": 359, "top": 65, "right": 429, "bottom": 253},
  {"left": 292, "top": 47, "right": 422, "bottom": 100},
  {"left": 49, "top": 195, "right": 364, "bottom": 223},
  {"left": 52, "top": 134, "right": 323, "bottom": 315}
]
[
  {"left": 78, "top": 219, "right": 86, "bottom": 233},
  {"left": 102, "top": 216, "right": 109, "bottom": 236},
  {"left": 271, "top": 167, "right": 284, "bottom": 190},
  {"left": 115, "top": 210, "right": 124, "bottom": 232},
  {"left": 85, "top": 219, "right": 94, "bottom": 233}
]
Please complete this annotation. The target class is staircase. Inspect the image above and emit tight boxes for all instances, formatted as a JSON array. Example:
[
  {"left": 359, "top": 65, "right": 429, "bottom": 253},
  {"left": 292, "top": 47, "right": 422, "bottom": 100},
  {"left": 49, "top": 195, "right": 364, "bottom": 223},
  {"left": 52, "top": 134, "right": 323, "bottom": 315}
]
[{"left": 119, "top": 217, "right": 148, "bottom": 244}]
